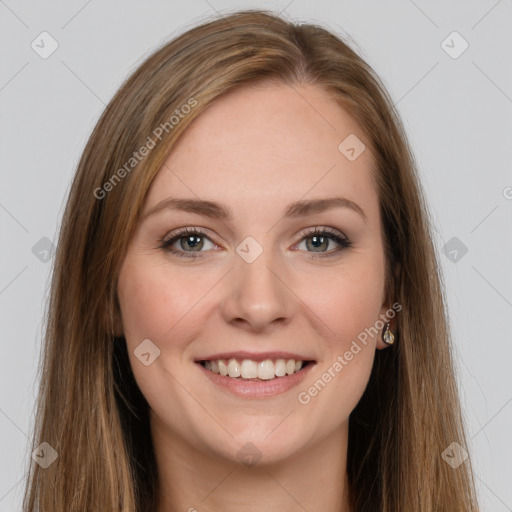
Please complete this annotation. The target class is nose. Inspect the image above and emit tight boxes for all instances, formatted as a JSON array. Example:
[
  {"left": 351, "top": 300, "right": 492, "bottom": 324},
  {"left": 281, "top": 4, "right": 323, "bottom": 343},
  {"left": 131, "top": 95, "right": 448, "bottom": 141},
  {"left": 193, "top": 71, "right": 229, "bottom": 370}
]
[{"left": 221, "top": 246, "right": 294, "bottom": 332}]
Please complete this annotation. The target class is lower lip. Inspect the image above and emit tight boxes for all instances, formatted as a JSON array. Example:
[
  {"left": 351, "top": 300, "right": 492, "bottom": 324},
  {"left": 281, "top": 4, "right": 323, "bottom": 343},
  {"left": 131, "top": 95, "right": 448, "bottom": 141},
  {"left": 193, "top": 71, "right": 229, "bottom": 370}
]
[{"left": 196, "top": 362, "right": 316, "bottom": 399}]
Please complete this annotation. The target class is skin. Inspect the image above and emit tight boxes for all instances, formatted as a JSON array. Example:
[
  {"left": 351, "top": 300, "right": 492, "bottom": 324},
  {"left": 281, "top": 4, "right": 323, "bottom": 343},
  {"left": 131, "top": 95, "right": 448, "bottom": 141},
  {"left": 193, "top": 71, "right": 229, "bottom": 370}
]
[{"left": 117, "top": 81, "right": 394, "bottom": 512}]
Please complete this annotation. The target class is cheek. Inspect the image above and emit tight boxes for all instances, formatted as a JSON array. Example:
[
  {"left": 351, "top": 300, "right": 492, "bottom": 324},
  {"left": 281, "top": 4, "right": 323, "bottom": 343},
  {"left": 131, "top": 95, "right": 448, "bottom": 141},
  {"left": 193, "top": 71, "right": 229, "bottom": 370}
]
[
  {"left": 292, "top": 256, "right": 384, "bottom": 407},
  {"left": 117, "top": 257, "right": 212, "bottom": 349},
  {"left": 117, "top": 260, "right": 170, "bottom": 342},
  {"left": 298, "top": 259, "right": 385, "bottom": 347},
  {"left": 293, "top": 268, "right": 381, "bottom": 436}
]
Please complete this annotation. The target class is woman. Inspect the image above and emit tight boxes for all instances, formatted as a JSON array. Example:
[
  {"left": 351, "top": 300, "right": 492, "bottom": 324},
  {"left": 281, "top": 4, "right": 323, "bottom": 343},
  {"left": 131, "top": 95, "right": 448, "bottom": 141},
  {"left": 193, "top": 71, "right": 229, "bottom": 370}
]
[{"left": 22, "top": 9, "right": 481, "bottom": 511}]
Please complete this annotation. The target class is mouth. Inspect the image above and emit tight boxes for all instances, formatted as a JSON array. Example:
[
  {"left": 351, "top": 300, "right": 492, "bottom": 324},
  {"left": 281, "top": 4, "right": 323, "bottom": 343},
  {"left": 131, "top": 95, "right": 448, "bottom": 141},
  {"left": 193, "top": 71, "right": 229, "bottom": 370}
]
[
  {"left": 196, "top": 356, "right": 317, "bottom": 399},
  {"left": 197, "top": 357, "right": 315, "bottom": 381},
  {"left": 194, "top": 351, "right": 317, "bottom": 399}
]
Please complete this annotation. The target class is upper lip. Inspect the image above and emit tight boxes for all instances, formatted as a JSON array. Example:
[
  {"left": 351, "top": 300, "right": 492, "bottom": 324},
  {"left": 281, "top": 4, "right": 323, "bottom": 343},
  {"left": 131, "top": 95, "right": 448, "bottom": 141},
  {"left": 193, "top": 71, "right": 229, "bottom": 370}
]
[{"left": 195, "top": 351, "right": 316, "bottom": 363}]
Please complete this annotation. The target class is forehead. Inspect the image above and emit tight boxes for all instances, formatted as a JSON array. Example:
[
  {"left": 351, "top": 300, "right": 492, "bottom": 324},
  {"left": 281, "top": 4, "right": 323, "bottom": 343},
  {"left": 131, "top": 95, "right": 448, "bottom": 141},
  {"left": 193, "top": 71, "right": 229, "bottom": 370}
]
[{"left": 145, "top": 82, "right": 378, "bottom": 219}]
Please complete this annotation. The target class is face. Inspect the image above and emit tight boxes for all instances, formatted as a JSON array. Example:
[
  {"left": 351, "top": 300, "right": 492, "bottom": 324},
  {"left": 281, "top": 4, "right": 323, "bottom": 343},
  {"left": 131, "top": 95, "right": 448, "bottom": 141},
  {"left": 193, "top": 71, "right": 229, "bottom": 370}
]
[{"left": 117, "top": 82, "right": 391, "bottom": 465}]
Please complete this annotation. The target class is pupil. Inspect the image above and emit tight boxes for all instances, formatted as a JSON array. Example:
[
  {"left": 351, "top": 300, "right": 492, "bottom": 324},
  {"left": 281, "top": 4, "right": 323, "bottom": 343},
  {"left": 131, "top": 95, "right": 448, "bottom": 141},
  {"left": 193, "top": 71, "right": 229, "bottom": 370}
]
[
  {"left": 183, "top": 235, "right": 202, "bottom": 251},
  {"left": 309, "top": 235, "right": 327, "bottom": 251}
]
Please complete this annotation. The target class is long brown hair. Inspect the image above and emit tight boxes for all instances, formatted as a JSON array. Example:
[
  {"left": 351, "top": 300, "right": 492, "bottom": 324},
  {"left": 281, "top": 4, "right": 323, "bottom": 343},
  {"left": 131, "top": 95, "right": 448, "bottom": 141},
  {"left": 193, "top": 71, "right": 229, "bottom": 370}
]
[{"left": 23, "top": 9, "right": 480, "bottom": 511}]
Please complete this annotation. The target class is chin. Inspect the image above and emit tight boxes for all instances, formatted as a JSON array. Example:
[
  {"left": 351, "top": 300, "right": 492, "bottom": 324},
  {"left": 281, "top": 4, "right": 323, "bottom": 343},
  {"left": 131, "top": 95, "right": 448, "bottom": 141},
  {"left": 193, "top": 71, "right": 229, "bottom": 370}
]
[{"left": 212, "top": 424, "right": 311, "bottom": 467}]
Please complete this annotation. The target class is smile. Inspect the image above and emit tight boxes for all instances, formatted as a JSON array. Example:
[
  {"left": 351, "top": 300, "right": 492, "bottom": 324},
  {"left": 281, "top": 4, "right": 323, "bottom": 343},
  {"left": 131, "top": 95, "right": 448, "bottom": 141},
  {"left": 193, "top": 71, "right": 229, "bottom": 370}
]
[
  {"left": 199, "top": 358, "right": 314, "bottom": 380},
  {"left": 195, "top": 355, "right": 317, "bottom": 399}
]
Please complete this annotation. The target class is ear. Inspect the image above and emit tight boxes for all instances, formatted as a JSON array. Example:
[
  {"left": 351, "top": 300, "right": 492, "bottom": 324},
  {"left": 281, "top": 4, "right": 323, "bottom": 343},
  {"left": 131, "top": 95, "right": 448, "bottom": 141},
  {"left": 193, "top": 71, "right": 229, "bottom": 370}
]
[{"left": 376, "top": 262, "right": 401, "bottom": 350}]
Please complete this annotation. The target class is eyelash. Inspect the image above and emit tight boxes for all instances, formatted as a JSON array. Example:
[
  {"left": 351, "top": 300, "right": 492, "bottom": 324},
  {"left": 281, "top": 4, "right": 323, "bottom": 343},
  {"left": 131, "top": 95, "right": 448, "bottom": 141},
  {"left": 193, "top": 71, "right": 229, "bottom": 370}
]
[{"left": 159, "top": 226, "right": 352, "bottom": 259}]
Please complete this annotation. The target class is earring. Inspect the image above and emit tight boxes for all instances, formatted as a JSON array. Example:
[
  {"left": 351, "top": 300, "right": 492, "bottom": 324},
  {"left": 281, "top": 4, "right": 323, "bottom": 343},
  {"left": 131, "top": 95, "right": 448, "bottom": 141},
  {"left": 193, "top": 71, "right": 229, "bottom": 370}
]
[{"left": 382, "top": 322, "right": 395, "bottom": 345}]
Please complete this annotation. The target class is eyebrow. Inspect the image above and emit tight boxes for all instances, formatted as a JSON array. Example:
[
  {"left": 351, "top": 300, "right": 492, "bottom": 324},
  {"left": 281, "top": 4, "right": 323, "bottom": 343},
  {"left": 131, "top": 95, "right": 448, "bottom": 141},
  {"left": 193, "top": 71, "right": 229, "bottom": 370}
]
[{"left": 142, "top": 196, "right": 367, "bottom": 223}]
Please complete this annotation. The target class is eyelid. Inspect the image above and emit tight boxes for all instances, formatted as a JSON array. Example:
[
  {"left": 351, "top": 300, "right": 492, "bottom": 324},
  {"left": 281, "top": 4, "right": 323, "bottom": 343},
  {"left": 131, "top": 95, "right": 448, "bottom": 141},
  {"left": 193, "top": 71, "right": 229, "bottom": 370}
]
[
  {"left": 160, "top": 225, "right": 352, "bottom": 258},
  {"left": 159, "top": 226, "right": 217, "bottom": 257},
  {"left": 292, "top": 226, "right": 352, "bottom": 257},
  {"left": 295, "top": 225, "right": 348, "bottom": 241}
]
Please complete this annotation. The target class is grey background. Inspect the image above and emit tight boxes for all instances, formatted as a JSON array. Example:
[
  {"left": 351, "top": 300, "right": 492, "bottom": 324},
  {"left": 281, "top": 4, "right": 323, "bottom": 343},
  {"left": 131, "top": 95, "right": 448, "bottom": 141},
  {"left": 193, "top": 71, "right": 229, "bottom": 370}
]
[{"left": 1, "top": 1, "right": 511, "bottom": 510}]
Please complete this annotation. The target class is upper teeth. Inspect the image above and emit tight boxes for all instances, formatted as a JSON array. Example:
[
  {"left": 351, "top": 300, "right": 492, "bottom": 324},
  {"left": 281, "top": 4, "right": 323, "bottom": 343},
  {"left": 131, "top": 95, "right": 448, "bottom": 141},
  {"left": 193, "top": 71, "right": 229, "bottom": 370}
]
[{"left": 203, "top": 358, "right": 304, "bottom": 380}]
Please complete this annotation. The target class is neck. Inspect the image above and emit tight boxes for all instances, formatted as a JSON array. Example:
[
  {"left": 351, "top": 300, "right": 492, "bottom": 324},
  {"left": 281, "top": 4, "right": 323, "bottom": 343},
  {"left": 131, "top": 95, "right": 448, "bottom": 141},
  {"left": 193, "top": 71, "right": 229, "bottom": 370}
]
[{"left": 152, "top": 416, "right": 352, "bottom": 512}]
